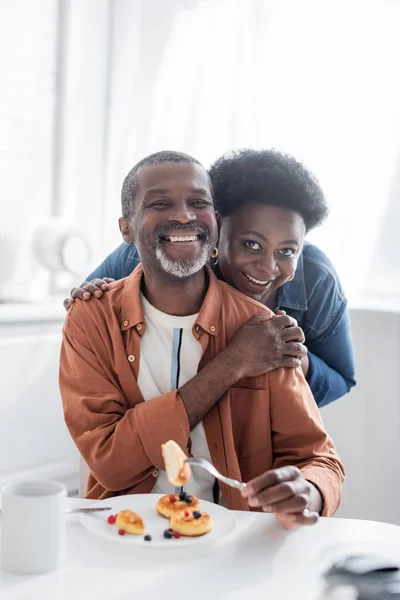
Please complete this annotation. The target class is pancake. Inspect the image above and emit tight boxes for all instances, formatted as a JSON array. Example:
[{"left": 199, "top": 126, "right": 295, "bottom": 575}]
[
  {"left": 116, "top": 509, "right": 145, "bottom": 535},
  {"left": 156, "top": 493, "right": 200, "bottom": 518},
  {"left": 170, "top": 510, "right": 213, "bottom": 537},
  {"left": 161, "top": 440, "right": 191, "bottom": 487}
]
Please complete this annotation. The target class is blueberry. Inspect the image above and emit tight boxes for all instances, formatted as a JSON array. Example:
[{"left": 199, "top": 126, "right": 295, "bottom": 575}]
[
  {"left": 163, "top": 530, "right": 173, "bottom": 539},
  {"left": 144, "top": 535, "right": 152, "bottom": 541},
  {"left": 184, "top": 495, "right": 193, "bottom": 503},
  {"left": 193, "top": 511, "right": 201, "bottom": 519},
  {"left": 179, "top": 491, "right": 187, "bottom": 501}
]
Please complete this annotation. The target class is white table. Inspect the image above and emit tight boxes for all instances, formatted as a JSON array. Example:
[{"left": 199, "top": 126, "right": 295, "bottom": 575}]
[{"left": 1, "top": 497, "right": 400, "bottom": 600}]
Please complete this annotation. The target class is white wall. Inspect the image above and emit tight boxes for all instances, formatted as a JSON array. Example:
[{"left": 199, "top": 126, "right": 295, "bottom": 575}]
[
  {"left": 0, "top": 305, "right": 79, "bottom": 493},
  {"left": 322, "top": 308, "right": 400, "bottom": 525}
]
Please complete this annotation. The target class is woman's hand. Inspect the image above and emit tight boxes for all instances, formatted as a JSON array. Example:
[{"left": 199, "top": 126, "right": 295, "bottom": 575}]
[{"left": 63, "top": 278, "right": 114, "bottom": 310}]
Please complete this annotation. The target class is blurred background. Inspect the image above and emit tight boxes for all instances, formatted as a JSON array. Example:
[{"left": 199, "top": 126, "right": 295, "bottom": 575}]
[{"left": 1, "top": 0, "right": 400, "bottom": 523}]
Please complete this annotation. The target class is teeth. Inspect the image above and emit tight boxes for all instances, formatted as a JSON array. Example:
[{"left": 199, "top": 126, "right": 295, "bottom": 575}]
[
  {"left": 166, "top": 235, "right": 199, "bottom": 242},
  {"left": 243, "top": 272, "right": 270, "bottom": 286}
]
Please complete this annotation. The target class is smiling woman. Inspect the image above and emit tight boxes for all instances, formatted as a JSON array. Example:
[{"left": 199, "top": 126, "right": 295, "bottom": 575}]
[{"left": 217, "top": 204, "right": 305, "bottom": 308}]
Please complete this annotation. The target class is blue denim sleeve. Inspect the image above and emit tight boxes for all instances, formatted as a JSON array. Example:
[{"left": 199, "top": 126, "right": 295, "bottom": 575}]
[
  {"left": 86, "top": 243, "right": 140, "bottom": 281},
  {"left": 306, "top": 306, "right": 356, "bottom": 407}
]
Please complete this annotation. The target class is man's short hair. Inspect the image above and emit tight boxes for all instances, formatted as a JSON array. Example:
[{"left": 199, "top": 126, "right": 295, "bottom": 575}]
[
  {"left": 209, "top": 149, "right": 329, "bottom": 231},
  {"left": 121, "top": 151, "right": 208, "bottom": 219}
]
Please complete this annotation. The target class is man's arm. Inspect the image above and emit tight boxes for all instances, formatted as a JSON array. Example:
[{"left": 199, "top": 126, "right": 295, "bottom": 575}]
[
  {"left": 60, "top": 313, "right": 245, "bottom": 492},
  {"left": 179, "top": 348, "right": 244, "bottom": 428},
  {"left": 268, "top": 366, "right": 345, "bottom": 516}
]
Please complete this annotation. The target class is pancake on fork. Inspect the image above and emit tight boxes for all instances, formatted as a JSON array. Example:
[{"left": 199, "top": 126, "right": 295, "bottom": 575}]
[{"left": 161, "top": 440, "right": 191, "bottom": 487}]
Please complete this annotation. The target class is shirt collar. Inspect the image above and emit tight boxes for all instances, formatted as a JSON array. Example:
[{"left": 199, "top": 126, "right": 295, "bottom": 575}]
[
  {"left": 120, "top": 264, "right": 221, "bottom": 337},
  {"left": 276, "top": 251, "right": 308, "bottom": 311}
]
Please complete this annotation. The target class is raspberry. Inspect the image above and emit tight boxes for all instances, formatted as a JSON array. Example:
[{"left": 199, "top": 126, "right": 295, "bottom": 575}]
[
  {"left": 169, "top": 495, "right": 177, "bottom": 503},
  {"left": 118, "top": 529, "right": 126, "bottom": 536},
  {"left": 184, "top": 511, "right": 189, "bottom": 517},
  {"left": 172, "top": 531, "right": 180, "bottom": 539},
  {"left": 107, "top": 515, "right": 117, "bottom": 525}
]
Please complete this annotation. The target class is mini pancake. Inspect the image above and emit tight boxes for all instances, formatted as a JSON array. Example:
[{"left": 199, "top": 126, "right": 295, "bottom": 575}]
[
  {"left": 156, "top": 494, "right": 200, "bottom": 518},
  {"left": 161, "top": 440, "right": 191, "bottom": 487},
  {"left": 116, "top": 509, "right": 145, "bottom": 535},
  {"left": 170, "top": 511, "right": 213, "bottom": 537}
]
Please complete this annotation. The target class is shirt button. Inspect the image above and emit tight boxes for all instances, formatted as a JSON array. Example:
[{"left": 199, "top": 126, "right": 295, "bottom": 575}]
[
  {"left": 152, "top": 470, "right": 158, "bottom": 477},
  {"left": 128, "top": 354, "right": 135, "bottom": 362},
  {"left": 329, "top": 447, "right": 336, "bottom": 454},
  {"left": 136, "top": 323, "right": 143, "bottom": 331},
  {"left": 83, "top": 430, "right": 91, "bottom": 435},
  {"left": 210, "top": 325, "right": 216, "bottom": 332},
  {"left": 123, "top": 320, "right": 129, "bottom": 327}
]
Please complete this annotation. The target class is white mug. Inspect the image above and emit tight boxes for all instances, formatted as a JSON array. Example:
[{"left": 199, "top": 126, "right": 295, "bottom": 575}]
[{"left": 1, "top": 480, "right": 67, "bottom": 574}]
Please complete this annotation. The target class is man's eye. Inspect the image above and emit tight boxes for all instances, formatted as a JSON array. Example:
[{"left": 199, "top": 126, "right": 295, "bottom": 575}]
[
  {"left": 191, "top": 199, "right": 210, "bottom": 207},
  {"left": 278, "top": 248, "right": 296, "bottom": 257},
  {"left": 150, "top": 201, "right": 169, "bottom": 208},
  {"left": 244, "top": 240, "right": 262, "bottom": 251}
]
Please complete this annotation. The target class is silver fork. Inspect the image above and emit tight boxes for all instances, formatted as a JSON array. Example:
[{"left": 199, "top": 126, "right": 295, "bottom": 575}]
[
  {"left": 185, "top": 458, "right": 246, "bottom": 491},
  {"left": 0, "top": 506, "right": 111, "bottom": 517}
]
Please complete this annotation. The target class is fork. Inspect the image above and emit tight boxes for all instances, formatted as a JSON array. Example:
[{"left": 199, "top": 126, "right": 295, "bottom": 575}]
[
  {"left": 0, "top": 506, "right": 112, "bottom": 517},
  {"left": 185, "top": 458, "right": 246, "bottom": 491}
]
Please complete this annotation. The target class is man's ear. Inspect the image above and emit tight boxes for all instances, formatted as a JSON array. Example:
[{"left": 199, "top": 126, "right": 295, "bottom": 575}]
[{"left": 119, "top": 217, "right": 135, "bottom": 244}]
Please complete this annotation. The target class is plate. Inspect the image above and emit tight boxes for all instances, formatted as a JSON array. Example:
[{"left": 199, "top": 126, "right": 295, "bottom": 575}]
[{"left": 81, "top": 494, "right": 237, "bottom": 548}]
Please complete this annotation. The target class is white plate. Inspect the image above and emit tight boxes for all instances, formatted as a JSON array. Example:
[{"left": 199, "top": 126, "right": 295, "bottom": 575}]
[{"left": 81, "top": 494, "right": 237, "bottom": 548}]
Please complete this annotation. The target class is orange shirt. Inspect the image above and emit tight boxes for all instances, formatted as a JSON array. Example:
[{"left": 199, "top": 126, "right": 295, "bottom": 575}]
[{"left": 59, "top": 265, "right": 344, "bottom": 515}]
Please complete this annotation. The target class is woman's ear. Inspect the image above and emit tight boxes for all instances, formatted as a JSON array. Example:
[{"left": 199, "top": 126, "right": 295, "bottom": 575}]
[{"left": 119, "top": 217, "right": 134, "bottom": 244}]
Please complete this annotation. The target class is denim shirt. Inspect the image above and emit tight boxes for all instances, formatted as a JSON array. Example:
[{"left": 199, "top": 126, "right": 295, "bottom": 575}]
[{"left": 87, "top": 242, "right": 356, "bottom": 407}]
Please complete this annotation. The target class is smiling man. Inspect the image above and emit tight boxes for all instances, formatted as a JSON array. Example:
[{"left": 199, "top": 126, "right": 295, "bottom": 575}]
[{"left": 59, "top": 151, "right": 344, "bottom": 529}]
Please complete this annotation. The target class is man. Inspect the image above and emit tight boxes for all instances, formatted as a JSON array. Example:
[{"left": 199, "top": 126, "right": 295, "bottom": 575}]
[{"left": 60, "top": 150, "right": 344, "bottom": 529}]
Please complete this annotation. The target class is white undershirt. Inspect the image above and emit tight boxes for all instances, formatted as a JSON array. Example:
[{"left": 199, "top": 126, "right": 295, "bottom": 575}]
[{"left": 137, "top": 293, "right": 215, "bottom": 502}]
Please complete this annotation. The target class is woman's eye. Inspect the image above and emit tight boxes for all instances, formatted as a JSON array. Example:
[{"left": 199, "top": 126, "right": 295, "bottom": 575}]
[
  {"left": 244, "top": 240, "right": 262, "bottom": 251},
  {"left": 278, "top": 248, "right": 296, "bottom": 257}
]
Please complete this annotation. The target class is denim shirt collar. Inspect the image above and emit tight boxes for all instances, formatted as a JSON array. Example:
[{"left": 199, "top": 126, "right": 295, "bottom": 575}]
[{"left": 275, "top": 251, "right": 308, "bottom": 311}]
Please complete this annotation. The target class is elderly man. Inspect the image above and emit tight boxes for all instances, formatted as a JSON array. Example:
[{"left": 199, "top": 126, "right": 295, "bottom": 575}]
[{"left": 60, "top": 150, "right": 344, "bottom": 529}]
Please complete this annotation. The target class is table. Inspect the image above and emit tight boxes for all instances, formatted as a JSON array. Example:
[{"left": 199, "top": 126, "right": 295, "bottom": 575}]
[{"left": 1, "top": 497, "right": 400, "bottom": 600}]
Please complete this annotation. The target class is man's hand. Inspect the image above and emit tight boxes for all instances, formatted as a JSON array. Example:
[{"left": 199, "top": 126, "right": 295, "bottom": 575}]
[
  {"left": 241, "top": 466, "right": 322, "bottom": 529},
  {"left": 224, "top": 313, "right": 307, "bottom": 379},
  {"left": 63, "top": 278, "right": 114, "bottom": 310}
]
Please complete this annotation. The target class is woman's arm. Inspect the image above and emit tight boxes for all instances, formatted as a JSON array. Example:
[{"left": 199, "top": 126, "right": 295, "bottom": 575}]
[
  {"left": 306, "top": 306, "right": 356, "bottom": 407},
  {"left": 64, "top": 243, "right": 141, "bottom": 309},
  {"left": 86, "top": 243, "right": 139, "bottom": 281}
]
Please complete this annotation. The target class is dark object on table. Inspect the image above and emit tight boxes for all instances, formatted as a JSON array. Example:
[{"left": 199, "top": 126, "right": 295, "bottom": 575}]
[{"left": 324, "top": 554, "right": 400, "bottom": 598}]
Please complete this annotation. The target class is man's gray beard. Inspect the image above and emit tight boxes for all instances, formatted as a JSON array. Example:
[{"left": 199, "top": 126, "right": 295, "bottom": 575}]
[{"left": 155, "top": 243, "right": 211, "bottom": 278}]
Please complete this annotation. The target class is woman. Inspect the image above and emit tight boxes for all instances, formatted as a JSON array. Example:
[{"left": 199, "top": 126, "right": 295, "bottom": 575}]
[{"left": 67, "top": 149, "right": 356, "bottom": 406}]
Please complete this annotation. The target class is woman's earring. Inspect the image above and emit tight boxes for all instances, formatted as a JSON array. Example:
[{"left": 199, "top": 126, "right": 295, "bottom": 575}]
[{"left": 210, "top": 247, "right": 219, "bottom": 266}]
